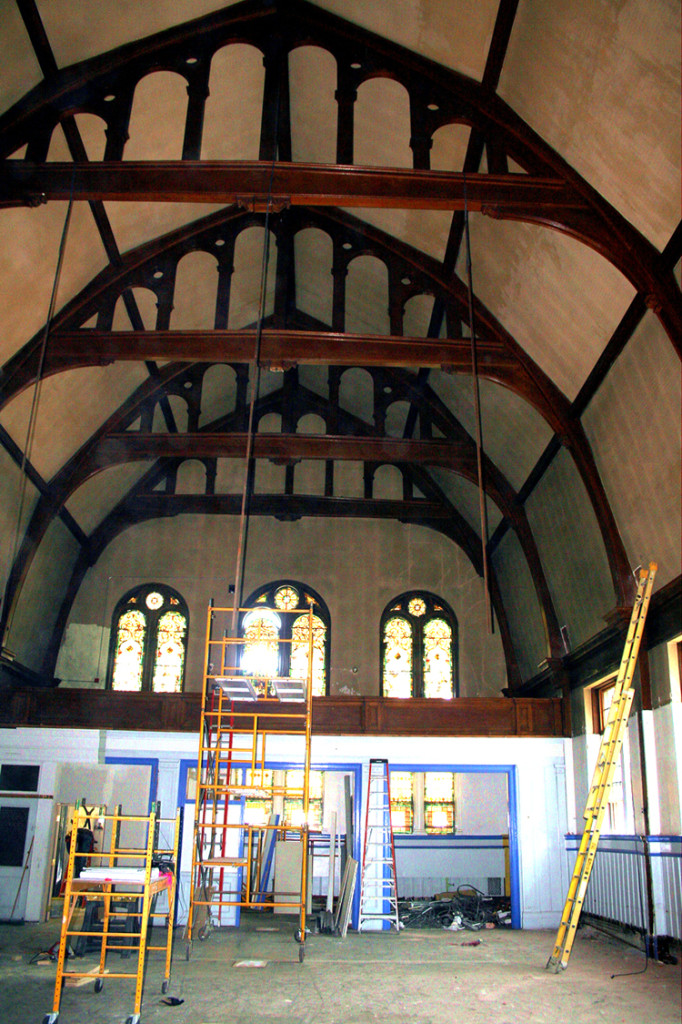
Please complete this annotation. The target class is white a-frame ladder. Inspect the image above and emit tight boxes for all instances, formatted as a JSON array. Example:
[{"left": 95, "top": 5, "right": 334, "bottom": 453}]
[
  {"left": 358, "top": 759, "right": 400, "bottom": 931},
  {"left": 547, "top": 562, "right": 657, "bottom": 972}
]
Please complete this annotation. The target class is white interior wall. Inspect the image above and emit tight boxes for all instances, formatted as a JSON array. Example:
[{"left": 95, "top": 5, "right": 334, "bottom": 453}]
[
  {"left": 4, "top": 718, "right": 679, "bottom": 933},
  {"left": 0, "top": 727, "right": 569, "bottom": 929}
]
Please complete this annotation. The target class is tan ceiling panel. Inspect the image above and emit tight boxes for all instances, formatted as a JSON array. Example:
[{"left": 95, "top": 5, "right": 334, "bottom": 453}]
[
  {"left": 199, "top": 364, "right": 238, "bottom": 428},
  {"left": 112, "top": 287, "right": 159, "bottom": 331},
  {"left": 0, "top": 3, "right": 43, "bottom": 112},
  {"left": 172, "top": 251, "right": 220, "bottom": 330},
  {"left": 65, "top": 461, "right": 155, "bottom": 534},
  {"left": 36, "top": 0, "right": 235, "bottom": 66},
  {"left": 317, "top": 0, "right": 496, "bottom": 79},
  {"left": 0, "top": 181, "right": 108, "bottom": 366},
  {"left": 345, "top": 254, "right": 391, "bottom": 335},
  {"left": 429, "top": 372, "right": 554, "bottom": 491},
  {"left": 465, "top": 216, "right": 636, "bottom": 401},
  {"left": 582, "top": 312, "right": 682, "bottom": 589},
  {"left": 0, "top": 364, "right": 149, "bottom": 480},
  {"left": 202, "top": 43, "right": 265, "bottom": 161},
  {"left": 294, "top": 227, "right": 334, "bottom": 326},
  {"left": 499, "top": 0, "right": 681, "bottom": 248},
  {"left": 103, "top": 200, "right": 226, "bottom": 257},
  {"left": 290, "top": 45, "right": 338, "bottom": 164},
  {"left": 354, "top": 76, "right": 413, "bottom": 169},
  {"left": 229, "top": 225, "right": 277, "bottom": 328},
  {"left": 428, "top": 467, "right": 503, "bottom": 535},
  {"left": 351, "top": 206, "right": 453, "bottom": 262},
  {"left": 124, "top": 71, "right": 188, "bottom": 161}
]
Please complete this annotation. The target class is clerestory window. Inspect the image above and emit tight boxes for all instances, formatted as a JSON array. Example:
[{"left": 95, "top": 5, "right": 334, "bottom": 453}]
[
  {"left": 107, "top": 584, "right": 188, "bottom": 693},
  {"left": 381, "top": 591, "right": 457, "bottom": 698},
  {"left": 240, "top": 581, "right": 330, "bottom": 696}
]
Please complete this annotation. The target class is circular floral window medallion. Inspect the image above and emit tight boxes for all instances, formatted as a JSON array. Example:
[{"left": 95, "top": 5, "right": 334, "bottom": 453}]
[
  {"left": 408, "top": 597, "right": 426, "bottom": 617},
  {"left": 274, "top": 586, "right": 299, "bottom": 610},
  {"left": 145, "top": 591, "right": 164, "bottom": 610}
]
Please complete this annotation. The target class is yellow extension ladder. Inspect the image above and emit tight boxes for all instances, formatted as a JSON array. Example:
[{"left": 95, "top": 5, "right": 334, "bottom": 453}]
[{"left": 546, "top": 561, "right": 657, "bottom": 973}]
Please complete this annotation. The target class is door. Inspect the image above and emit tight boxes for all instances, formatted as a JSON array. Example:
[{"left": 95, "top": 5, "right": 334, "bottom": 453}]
[{"left": 0, "top": 794, "right": 38, "bottom": 921}]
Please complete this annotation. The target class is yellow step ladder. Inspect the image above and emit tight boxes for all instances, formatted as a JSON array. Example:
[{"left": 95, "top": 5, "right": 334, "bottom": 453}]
[{"left": 546, "top": 562, "right": 657, "bottom": 972}]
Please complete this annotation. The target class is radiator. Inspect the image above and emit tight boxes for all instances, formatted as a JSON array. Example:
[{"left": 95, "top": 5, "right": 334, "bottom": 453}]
[{"left": 568, "top": 835, "right": 682, "bottom": 940}]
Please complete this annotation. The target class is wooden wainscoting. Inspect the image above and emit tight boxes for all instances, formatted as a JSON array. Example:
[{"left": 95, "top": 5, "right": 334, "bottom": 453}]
[{"left": 0, "top": 688, "right": 566, "bottom": 737}]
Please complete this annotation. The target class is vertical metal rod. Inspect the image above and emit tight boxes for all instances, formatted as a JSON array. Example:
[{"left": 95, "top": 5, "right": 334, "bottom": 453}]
[
  {"left": 4, "top": 184, "right": 75, "bottom": 645},
  {"left": 463, "top": 178, "right": 493, "bottom": 632}
]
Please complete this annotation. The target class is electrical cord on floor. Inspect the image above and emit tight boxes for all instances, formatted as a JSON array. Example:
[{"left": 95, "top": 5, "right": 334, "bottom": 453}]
[
  {"left": 29, "top": 950, "right": 55, "bottom": 965},
  {"left": 399, "top": 884, "right": 502, "bottom": 931}
]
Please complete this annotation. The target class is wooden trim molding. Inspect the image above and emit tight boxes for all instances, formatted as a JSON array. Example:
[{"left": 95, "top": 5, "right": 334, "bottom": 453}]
[{"left": 0, "top": 690, "right": 566, "bottom": 738}]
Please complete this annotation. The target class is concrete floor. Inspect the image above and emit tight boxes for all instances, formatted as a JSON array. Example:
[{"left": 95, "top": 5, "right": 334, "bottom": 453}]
[{"left": 1, "top": 916, "right": 680, "bottom": 1024}]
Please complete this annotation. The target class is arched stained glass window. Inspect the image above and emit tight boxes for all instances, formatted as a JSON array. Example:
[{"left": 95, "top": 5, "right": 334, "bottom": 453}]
[
  {"left": 108, "top": 585, "right": 188, "bottom": 693},
  {"left": 382, "top": 617, "right": 413, "bottom": 698},
  {"left": 241, "top": 581, "right": 330, "bottom": 696},
  {"left": 111, "top": 609, "right": 147, "bottom": 692},
  {"left": 241, "top": 608, "right": 281, "bottom": 679},
  {"left": 380, "top": 591, "right": 457, "bottom": 698}
]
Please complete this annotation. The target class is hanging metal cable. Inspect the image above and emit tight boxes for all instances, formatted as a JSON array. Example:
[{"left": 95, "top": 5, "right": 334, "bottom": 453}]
[
  {"left": 228, "top": 74, "right": 283, "bottom": 641},
  {"left": 3, "top": 181, "right": 75, "bottom": 649},
  {"left": 463, "top": 176, "right": 493, "bottom": 633},
  {"left": 228, "top": 203, "right": 274, "bottom": 640}
]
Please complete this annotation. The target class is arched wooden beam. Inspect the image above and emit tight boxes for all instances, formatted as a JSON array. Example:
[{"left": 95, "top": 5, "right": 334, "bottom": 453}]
[
  {"left": 385, "top": 370, "right": 563, "bottom": 656},
  {"left": 0, "top": 204, "right": 570, "bottom": 439},
  {"left": 0, "top": 360, "right": 192, "bottom": 644},
  {"left": 1, "top": 0, "right": 677, "bottom": 342}
]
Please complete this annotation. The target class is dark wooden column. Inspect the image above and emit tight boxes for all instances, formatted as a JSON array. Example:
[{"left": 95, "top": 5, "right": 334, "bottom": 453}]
[{"left": 182, "top": 62, "right": 211, "bottom": 161}]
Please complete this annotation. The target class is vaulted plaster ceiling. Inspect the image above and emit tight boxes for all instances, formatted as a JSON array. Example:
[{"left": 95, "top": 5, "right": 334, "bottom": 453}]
[{"left": 0, "top": 0, "right": 679, "bottom": 690}]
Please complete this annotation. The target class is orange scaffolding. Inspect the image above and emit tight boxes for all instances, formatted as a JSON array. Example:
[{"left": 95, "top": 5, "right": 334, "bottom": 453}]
[
  {"left": 43, "top": 802, "right": 179, "bottom": 1024},
  {"left": 186, "top": 603, "right": 313, "bottom": 962}
]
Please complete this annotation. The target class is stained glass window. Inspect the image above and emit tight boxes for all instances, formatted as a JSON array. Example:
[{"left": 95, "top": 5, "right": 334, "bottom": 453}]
[
  {"left": 424, "top": 772, "right": 455, "bottom": 833},
  {"left": 241, "top": 581, "right": 330, "bottom": 696},
  {"left": 109, "top": 585, "right": 188, "bottom": 693},
  {"left": 151, "top": 610, "right": 187, "bottom": 693},
  {"left": 274, "top": 585, "right": 299, "bottom": 610},
  {"left": 291, "top": 613, "right": 327, "bottom": 697},
  {"left": 423, "top": 618, "right": 453, "bottom": 699},
  {"left": 283, "top": 769, "right": 324, "bottom": 829},
  {"left": 381, "top": 592, "right": 457, "bottom": 698},
  {"left": 242, "top": 609, "right": 281, "bottom": 682},
  {"left": 111, "top": 610, "right": 147, "bottom": 692},
  {"left": 389, "top": 772, "right": 414, "bottom": 832},
  {"left": 383, "top": 617, "right": 413, "bottom": 698}
]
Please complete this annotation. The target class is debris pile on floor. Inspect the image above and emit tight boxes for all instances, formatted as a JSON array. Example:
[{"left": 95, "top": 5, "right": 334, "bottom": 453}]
[{"left": 398, "top": 886, "right": 511, "bottom": 931}]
